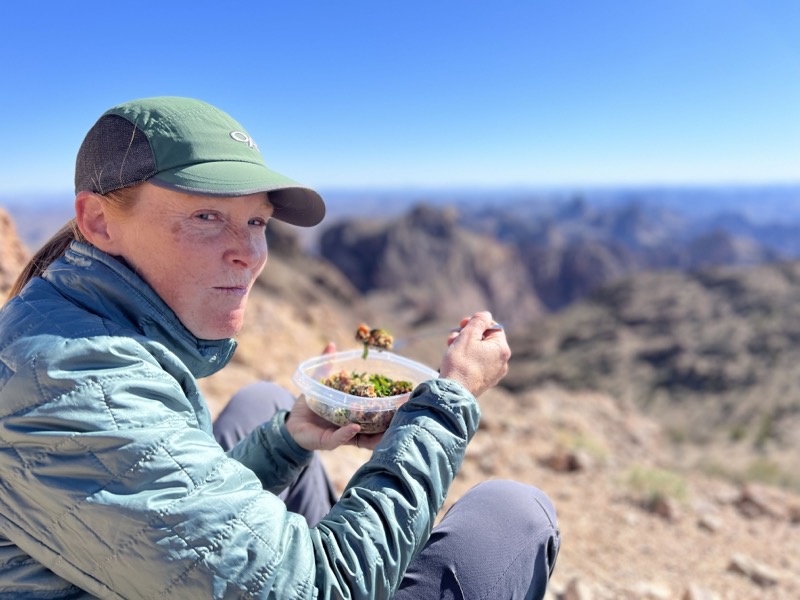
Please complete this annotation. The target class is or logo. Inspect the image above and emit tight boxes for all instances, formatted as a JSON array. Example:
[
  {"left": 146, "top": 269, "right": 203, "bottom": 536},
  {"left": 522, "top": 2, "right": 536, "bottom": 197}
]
[{"left": 230, "top": 131, "right": 259, "bottom": 151}]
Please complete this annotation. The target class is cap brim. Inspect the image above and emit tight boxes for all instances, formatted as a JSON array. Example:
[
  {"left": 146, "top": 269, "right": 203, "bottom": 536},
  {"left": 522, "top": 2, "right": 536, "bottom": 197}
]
[{"left": 150, "top": 161, "right": 326, "bottom": 227}]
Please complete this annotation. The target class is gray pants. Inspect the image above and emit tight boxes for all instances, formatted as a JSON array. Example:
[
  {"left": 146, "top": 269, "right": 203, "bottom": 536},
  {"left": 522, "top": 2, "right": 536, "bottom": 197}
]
[
  {"left": 213, "top": 382, "right": 339, "bottom": 527},
  {"left": 213, "top": 382, "right": 560, "bottom": 599}
]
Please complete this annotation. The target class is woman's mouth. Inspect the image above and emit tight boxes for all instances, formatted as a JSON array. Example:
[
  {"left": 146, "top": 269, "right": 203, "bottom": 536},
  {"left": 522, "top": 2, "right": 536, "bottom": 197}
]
[{"left": 215, "top": 286, "right": 248, "bottom": 297}]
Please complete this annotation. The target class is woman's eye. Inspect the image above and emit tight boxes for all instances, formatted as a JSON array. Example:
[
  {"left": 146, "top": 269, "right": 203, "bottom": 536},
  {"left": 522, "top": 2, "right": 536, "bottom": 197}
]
[
  {"left": 195, "top": 212, "right": 219, "bottom": 221},
  {"left": 249, "top": 218, "right": 268, "bottom": 227}
]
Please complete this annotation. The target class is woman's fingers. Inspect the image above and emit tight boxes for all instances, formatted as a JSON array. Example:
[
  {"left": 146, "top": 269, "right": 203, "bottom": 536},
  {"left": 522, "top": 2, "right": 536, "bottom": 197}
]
[{"left": 439, "top": 311, "right": 511, "bottom": 397}]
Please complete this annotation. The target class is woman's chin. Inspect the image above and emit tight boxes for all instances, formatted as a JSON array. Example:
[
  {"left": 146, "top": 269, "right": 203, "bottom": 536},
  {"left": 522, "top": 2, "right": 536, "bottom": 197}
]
[{"left": 186, "top": 315, "right": 244, "bottom": 341}]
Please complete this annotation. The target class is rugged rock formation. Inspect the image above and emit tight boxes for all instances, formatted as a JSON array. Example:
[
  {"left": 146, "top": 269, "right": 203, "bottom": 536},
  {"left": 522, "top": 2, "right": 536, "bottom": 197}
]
[
  {"left": 460, "top": 199, "right": 777, "bottom": 310},
  {"left": 319, "top": 203, "right": 545, "bottom": 331},
  {"left": 0, "top": 207, "right": 30, "bottom": 297}
]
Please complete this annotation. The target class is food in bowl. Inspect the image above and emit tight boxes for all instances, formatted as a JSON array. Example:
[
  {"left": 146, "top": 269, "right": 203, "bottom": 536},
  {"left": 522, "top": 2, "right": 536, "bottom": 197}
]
[
  {"left": 355, "top": 323, "right": 394, "bottom": 359},
  {"left": 292, "top": 350, "right": 438, "bottom": 433},
  {"left": 307, "top": 394, "right": 399, "bottom": 432},
  {"left": 320, "top": 370, "right": 413, "bottom": 398}
]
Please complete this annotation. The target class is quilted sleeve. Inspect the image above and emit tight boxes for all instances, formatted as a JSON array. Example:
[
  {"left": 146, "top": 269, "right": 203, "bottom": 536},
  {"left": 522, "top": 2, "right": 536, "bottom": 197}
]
[
  {"left": 0, "top": 335, "right": 479, "bottom": 599},
  {"left": 224, "top": 409, "right": 314, "bottom": 495}
]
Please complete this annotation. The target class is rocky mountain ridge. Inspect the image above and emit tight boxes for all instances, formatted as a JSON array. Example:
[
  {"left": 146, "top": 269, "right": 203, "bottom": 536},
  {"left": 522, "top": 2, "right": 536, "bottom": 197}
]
[
  {"left": 457, "top": 197, "right": 779, "bottom": 310},
  {"left": 10, "top": 191, "right": 793, "bottom": 318}
]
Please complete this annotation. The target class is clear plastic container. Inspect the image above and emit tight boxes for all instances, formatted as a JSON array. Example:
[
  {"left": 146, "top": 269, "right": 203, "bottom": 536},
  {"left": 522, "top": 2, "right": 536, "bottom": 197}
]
[{"left": 292, "top": 349, "right": 439, "bottom": 433}]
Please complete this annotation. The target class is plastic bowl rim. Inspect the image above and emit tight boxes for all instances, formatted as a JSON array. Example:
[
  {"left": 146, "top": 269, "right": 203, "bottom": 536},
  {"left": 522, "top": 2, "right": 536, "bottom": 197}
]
[{"left": 292, "top": 349, "right": 438, "bottom": 410}]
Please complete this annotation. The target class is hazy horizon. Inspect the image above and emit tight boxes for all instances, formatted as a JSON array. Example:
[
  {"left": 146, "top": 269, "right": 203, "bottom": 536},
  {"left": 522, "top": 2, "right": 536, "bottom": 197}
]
[{"left": 4, "top": 182, "right": 800, "bottom": 228}]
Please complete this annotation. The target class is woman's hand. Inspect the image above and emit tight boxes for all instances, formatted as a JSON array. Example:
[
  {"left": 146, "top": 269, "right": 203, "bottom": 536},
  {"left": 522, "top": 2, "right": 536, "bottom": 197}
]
[
  {"left": 284, "top": 341, "right": 384, "bottom": 451},
  {"left": 439, "top": 311, "right": 511, "bottom": 398},
  {"left": 285, "top": 397, "right": 383, "bottom": 451}
]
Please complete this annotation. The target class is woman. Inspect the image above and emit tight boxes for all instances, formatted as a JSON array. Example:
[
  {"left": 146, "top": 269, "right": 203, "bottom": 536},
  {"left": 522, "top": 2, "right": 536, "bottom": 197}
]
[{"left": 0, "top": 96, "right": 559, "bottom": 599}]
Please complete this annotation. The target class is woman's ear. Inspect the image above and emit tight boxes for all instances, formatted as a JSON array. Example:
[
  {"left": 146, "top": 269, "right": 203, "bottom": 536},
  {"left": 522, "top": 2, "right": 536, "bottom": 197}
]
[{"left": 75, "top": 191, "right": 116, "bottom": 252}]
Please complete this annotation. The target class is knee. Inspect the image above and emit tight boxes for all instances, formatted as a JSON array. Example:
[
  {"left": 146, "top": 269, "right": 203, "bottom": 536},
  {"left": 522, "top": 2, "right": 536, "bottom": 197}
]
[
  {"left": 225, "top": 381, "right": 296, "bottom": 418},
  {"left": 464, "top": 479, "right": 558, "bottom": 530},
  {"left": 436, "top": 481, "right": 560, "bottom": 596},
  {"left": 466, "top": 480, "right": 560, "bottom": 579},
  {"left": 217, "top": 381, "right": 295, "bottom": 427},
  {"left": 213, "top": 382, "right": 297, "bottom": 451}
]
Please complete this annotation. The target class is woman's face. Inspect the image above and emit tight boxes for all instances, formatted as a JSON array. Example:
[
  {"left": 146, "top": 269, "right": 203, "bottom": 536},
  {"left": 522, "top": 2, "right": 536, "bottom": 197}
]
[{"left": 105, "top": 183, "right": 271, "bottom": 340}]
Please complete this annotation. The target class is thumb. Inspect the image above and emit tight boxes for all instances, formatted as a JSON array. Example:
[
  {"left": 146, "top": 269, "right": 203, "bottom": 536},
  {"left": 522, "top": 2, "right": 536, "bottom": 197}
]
[
  {"left": 321, "top": 341, "right": 336, "bottom": 355},
  {"left": 326, "top": 423, "right": 360, "bottom": 449}
]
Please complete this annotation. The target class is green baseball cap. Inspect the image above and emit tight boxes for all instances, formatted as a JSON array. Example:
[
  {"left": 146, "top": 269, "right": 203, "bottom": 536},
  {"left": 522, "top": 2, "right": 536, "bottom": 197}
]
[{"left": 74, "top": 96, "right": 325, "bottom": 227}]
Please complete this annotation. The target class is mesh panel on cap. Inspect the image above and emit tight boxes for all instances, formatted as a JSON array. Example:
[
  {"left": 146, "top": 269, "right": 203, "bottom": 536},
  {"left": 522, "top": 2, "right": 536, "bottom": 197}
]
[{"left": 74, "top": 115, "right": 157, "bottom": 194}]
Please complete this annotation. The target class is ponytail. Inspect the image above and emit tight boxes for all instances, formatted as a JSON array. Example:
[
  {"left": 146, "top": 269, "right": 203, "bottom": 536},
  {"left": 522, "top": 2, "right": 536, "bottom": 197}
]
[
  {"left": 6, "top": 220, "right": 86, "bottom": 300},
  {"left": 6, "top": 186, "right": 141, "bottom": 301}
]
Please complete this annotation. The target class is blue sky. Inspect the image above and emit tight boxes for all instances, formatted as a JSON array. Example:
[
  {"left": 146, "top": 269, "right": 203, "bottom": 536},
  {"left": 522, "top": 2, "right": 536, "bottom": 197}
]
[{"left": 1, "top": 0, "right": 798, "bottom": 199}]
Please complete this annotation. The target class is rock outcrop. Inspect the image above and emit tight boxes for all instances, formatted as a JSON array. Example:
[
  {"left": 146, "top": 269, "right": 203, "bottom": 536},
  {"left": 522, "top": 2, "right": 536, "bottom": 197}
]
[
  {"left": 0, "top": 207, "right": 30, "bottom": 297},
  {"left": 320, "top": 203, "right": 545, "bottom": 331}
]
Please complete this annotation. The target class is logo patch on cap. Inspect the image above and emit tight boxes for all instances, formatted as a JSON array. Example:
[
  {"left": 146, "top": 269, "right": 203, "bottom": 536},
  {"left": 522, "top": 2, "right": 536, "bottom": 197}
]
[{"left": 230, "top": 131, "right": 259, "bottom": 152}]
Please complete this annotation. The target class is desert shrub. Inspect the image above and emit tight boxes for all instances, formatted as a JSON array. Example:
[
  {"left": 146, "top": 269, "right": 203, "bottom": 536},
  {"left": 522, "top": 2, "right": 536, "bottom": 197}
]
[
  {"left": 624, "top": 465, "right": 688, "bottom": 509},
  {"left": 555, "top": 430, "right": 609, "bottom": 463},
  {"left": 744, "top": 458, "right": 800, "bottom": 490}
]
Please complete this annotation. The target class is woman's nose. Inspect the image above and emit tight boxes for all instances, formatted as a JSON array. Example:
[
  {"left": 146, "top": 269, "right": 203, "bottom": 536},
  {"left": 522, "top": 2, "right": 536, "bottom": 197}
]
[{"left": 225, "top": 226, "right": 267, "bottom": 268}]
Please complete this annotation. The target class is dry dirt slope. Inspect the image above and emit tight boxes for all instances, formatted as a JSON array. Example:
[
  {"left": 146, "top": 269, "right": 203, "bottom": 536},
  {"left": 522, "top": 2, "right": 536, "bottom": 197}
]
[{"left": 2, "top": 211, "right": 799, "bottom": 599}]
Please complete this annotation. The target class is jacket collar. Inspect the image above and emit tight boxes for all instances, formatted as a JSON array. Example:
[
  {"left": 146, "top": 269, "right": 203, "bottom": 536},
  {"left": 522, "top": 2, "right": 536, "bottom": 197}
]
[{"left": 44, "top": 241, "right": 237, "bottom": 379}]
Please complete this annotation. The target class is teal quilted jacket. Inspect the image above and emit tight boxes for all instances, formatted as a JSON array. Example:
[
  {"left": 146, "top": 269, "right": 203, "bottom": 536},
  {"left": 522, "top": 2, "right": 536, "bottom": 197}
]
[{"left": 0, "top": 242, "right": 480, "bottom": 599}]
